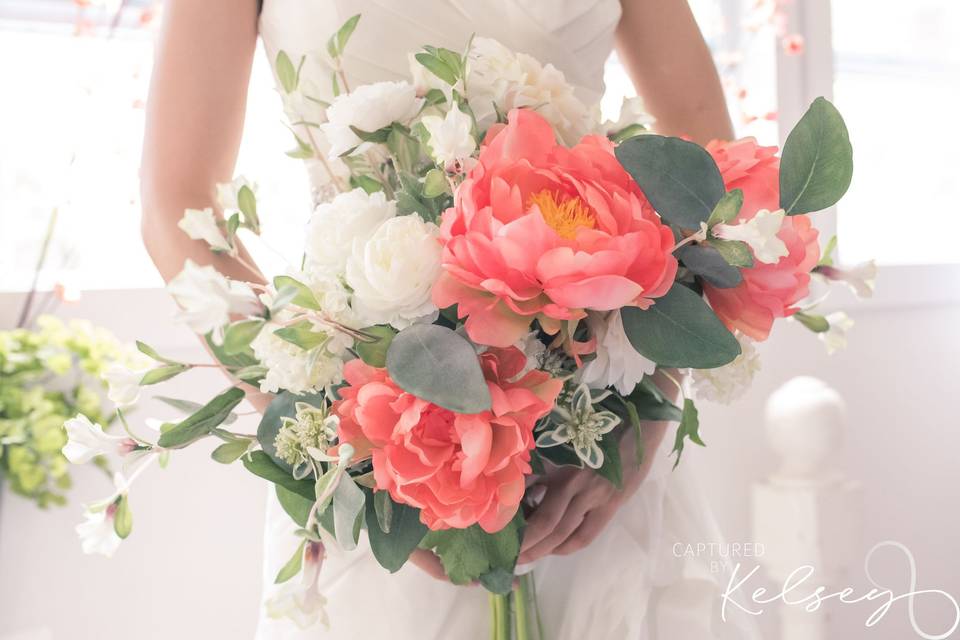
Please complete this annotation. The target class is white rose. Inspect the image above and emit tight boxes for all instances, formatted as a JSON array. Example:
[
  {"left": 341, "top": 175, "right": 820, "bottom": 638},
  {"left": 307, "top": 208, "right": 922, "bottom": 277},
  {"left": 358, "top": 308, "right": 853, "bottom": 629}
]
[
  {"left": 167, "top": 260, "right": 260, "bottom": 339},
  {"left": 713, "top": 208, "right": 789, "bottom": 265},
  {"left": 819, "top": 311, "right": 854, "bottom": 354},
  {"left": 421, "top": 107, "right": 477, "bottom": 167},
  {"left": 345, "top": 215, "right": 443, "bottom": 329},
  {"left": 304, "top": 189, "right": 396, "bottom": 274},
  {"left": 689, "top": 334, "right": 761, "bottom": 404},
  {"left": 215, "top": 176, "right": 257, "bottom": 212},
  {"left": 178, "top": 208, "right": 231, "bottom": 252},
  {"left": 579, "top": 310, "right": 656, "bottom": 395},
  {"left": 62, "top": 414, "right": 123, "bottom": 464},
  {"left": 319, "top": 81, "right": 424, "bottom": 158}
]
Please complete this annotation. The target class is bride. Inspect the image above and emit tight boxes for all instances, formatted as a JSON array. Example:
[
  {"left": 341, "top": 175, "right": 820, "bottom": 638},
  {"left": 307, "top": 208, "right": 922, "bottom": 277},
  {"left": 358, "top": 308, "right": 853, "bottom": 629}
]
[{"left": 141, "top": 1, "right": 759, "bottom": 638}]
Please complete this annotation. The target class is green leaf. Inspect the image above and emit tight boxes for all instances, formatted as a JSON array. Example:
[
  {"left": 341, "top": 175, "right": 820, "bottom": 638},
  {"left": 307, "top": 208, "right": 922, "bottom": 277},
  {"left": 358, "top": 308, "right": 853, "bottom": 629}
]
[
  {"left": 154, "top": 396, "right": 238, "bottom": 425},
  {"left": 332, "top": 473, "right": 365, "bottom": 551},
  {"left": 627, "top": 379, "right": 682, "bottom": 423},
  {"left": 205, "top": 332, "right": 258, "bottom": 369},
  {"left": 157, "top": 387, "right": 246, "bottom": 449},
  {"left": 113, "top": 495, "right": 132, "bottom": 539},
  {"left": 537, "top": 443, "right": 584, "bottom": 468},
  {"left": 610, "top": 124, "right": 647, "bottom": 144},
  {"left": 355, "top": 325, "right": 396, "bottom": 367},
  {"left": 707, "top": 189, "right": 744, "bottom": 226},
  {"left": 139, "top": 363, "right": 189, "bottom": 386},
  {"left": 672, "top": 398, "right": 704, "bottom": 468},
  {"left": 210, "top": 439, "right": 251, "bottom": 464},
  {"left": 386, "top": 126, "right": 420, "bottom": 173},
  {"left": 676, "top": 244, "right": 742, "bottom": 288},
  {"left": 620, "top": 283, "right": 741, "bottom": 369},
  {"left": 614, "top": 135, "right": 725, "bottom": 228},
  {"left": 385, "top": 324, "right": 491, "bottom": 413},
  {"left": 479, "top": 568, "right": 515, "bottom": 594},
  {"left": 710, "top": 238, "right": 755, "bottom": 268},
  {"left": 237, "top": 185, "right": 260, "bottom": 232},
  {"left": 257, "top": 391, "right": 326, "bottom": 469},
  {"left": 272, "top": 275, "right": 320, "bottom": 310},
  {"left": 780, "top": 97, "right": 853, "bottom": 215},
  {"left": 275, "top": 539, "right": 305, "bottom": 584},
  {"left": 818, "top": 235, "right": 838, "bottom": 267},
  {"left": 233, "top": 364, "right": 268, "bottom": 385},
  {"left": 364, "top": 489, "right": 428, "bottom": 573},
  {"left": 136, "top": 340, "right": 180, "bottom": 365},
  {"left": 794, "top": 311, "right": 830, "bottom": 333},
  {"left": 373, "top": 490, "right": 393, "bottom": 534},
  {"left": 595, "top": 430, "right": 623, "bottom": 489},
  {"left": 276, "top": 51, "right": 298, "bottom": 94},
  {"left": 326, "top": 14, "right": 360, "bottom": 58},
  {"left": 420, "top": 515, "right": 523, "bottom": 590},
  {"left": 276, "top": 485, "right": 313, "bottom": 528},
  {"left": 241, "top": 450, "right": 314, "bottom": 501},
  {"left": 222, "top": 319, "right": 265, "bottom": 356},
  {"left": 349, "top": 125, "right": 392, "bottom": 144},
  {"left": 274, "top": 321, "right": 329, "bottom": 351},
  {"left": 414, "top": 52, "right": 458, "bottom": 85},
  {"left": 350, "top": 174, "right": 383, "bottom": 194},
  {"left": 423, "top": 168, "right": 449, "bottom": 198}
]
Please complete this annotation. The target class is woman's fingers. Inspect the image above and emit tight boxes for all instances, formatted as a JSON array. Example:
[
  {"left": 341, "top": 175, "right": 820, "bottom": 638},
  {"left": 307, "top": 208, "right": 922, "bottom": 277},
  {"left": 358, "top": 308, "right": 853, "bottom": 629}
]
[
  {"left": 518, "top": 480, "right": 576, "bottom": 554},
  {"left": 408, "top": 548, "right": 449, "bottom": 582},
  {"left": 517, "top": 495, "right": 588, "bottom": 564},
  {"left": 552, "top": 504, "right": 616, "bottom": 556}
]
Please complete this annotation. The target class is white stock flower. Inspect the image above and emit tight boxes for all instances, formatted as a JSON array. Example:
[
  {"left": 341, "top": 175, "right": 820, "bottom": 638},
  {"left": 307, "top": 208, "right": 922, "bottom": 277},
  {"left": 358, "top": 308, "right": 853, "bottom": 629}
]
[
  {"left": 579, "top": 310, "right": 656, "bottom": 395},
  {"left": 604, "top": 96, "right": 656, "bottom": 134},
  {"left": 62, "top": 415, "right": 124, "bottom": 464},
  {"left": 345, "top": 215, "right": 443, "bottom": 329},
  {"left": 167, "top": 260, "right": 259, "bottom": 338},
  {"left": 819, "top": 311, "right": 854, "bottom": 354},
  {"left": 713, "top": 208, "right": 789, "bottom": 264},
  {"left": 304, "top": 189, "right": 396, "bottom": 274},
  {"left": 215, "top": 176, "right": 257, "bottom": 212},
  {"left": 421, "top": 107, "right": 476, "bottom": 167},
  {"left": 689, "top": 334, "right": 761, "bottom": 405},
  {"left": 76, "top": 504, "right": 123, "bottom": 557},
  {"left": 819, "top": 260, "right": 877, "bottom": 299},
  {"left": 265, "top": 542, "right": 329, "bottom": 629},
  {"left": 103, "top": 363, "right": 147, "bottom": 407},
  {"left": 251, "top": 315, "right": 349, "bottom": 395},
  {"left": 178, "top": 208, "right": 231, "bottom": 252},
  {"left": 319, "top": 81, "right": 424, "bottom": 158}
]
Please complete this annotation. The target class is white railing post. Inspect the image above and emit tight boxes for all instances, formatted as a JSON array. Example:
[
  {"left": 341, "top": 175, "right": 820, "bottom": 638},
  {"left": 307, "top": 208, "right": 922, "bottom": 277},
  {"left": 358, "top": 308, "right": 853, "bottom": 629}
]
[{"left": 751, "top": 376, "right": 862, "bottom": 640}]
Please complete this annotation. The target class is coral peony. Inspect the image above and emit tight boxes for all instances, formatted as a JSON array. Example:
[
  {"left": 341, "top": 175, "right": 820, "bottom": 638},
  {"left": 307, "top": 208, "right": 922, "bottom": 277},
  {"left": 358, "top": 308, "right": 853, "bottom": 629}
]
[
  {"left": 432, "top": 108, "right": 677, "bottom": 348},
  {"left": 333, "top": 346, "right": 562, "bottom": 533},
  {"left": 703, "top": 139, "right": 820, "bottom": 341}
]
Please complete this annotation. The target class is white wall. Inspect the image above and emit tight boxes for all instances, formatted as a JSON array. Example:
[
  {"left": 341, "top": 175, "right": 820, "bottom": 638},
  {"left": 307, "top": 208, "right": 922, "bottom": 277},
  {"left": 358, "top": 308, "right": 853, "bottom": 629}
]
[{"left": 2, "top": 283, "right": 958, "bottom": 639}]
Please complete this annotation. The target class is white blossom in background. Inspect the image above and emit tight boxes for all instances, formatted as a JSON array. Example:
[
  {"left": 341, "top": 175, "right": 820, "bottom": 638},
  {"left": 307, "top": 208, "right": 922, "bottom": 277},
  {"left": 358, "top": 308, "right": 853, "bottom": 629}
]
[
  {"left": 251, "top": 312, "right": 350, "bottom": 395},
  {"left": 713, "top": 208, "right": 789, "bottom": 264},
  {"left": 689, "top": 333, "right": 761, "bottom": 405},
  {"left": 103, "top": 363, "right": 148, "bottom": 407},
  {"left": 421, "top": 107, "right": 476, "bottom": 168},
  {"left": 819, "top": 311, "right": 854, "bottom": 354},
  {"left": 818, "top": 260, "right": 877, "bottom": 299},
  {"left": 346, "top": 215, "right": 443, "bottom": 329},
  {"left": 265, "top": 541, "right": 329, "bottom": 629},
  {"left": 603, "top": 96, "right": 656, "bottom": 135},
  {"left": 579, "top": 310, "right": 656, "bottom": 395},
  {"left": 215, "top": 176, "right": 257, "bottom": 212},
  {"left": 304, "top": 189, "right": 396, "bottom": 274},
  {"left": 62, "top": 415, "right": 126, "bottom": 464},
  {"left": 75, "top": 504, "right": 123, "bottom": 557},
  {"left": 408, "top": 52, "right": 458, "bottom": 97},
  {"left": 166, "top": 260, "right": 260, "bottom": 339},
  {"left": 178, "top": 208, "right": 231, "bottom": 252},
  {"left": 319, "top": 81, "right": 424, "bottom": 158}
]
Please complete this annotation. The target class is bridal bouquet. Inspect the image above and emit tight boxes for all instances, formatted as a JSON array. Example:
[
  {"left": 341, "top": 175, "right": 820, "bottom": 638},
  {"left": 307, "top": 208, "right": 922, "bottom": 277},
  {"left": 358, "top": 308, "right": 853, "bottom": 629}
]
[{"left": 63, "top": 15, "right": 867, "bottom": 635}]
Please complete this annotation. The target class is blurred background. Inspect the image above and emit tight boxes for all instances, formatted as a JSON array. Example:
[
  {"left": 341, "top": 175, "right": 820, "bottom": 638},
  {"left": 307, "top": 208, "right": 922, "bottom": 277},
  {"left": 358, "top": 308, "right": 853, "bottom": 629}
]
[{"left": 1, "top": 1, "right": 958, "bottom": 638}]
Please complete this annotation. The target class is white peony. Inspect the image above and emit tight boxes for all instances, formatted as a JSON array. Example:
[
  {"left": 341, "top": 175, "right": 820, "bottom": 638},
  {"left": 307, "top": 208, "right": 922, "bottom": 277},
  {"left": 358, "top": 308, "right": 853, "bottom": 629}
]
[
  {"left": 103, "top": 363, "right": 147, "bottom": 407},
  {"left": 167, "top": 260, "right": 260, "bottom": 339},
  {"left": 62, "top": 414, "right": 123, "bottom": 464},
  {"left": 319, "top": 81, "right": 424, "bottom": 158},
  {"left": 689, "top": 334, "right": 761, "bottom": 404},
  {"left": 178, "top": 208, "right": 231, "bottom": 252},
  {"left": 345, "top": 215, "right": 443, "bottom": 329},
  {"left": 76, "top": 505, "right": 123, "bottom": 557},
  {"left": 579, "top": 310, "right": 657, "bottom": 395},
  {"left": 251, "top": 313, "right": 350, "bottom": 395},
  {"left": 713, "top": 208, "right": 789, "bottom": 264},
  {"left": 215, "top": 176, "right": 257, "bottom": 212},
  {"left": 819, "top": 311, "right": 854, "bottom": 354},
  {"left": 421, "top": 107, "right": 476, "bottom": 167},
  {"left": 303, "top": 189, "right": 396, "bottom": 274}
]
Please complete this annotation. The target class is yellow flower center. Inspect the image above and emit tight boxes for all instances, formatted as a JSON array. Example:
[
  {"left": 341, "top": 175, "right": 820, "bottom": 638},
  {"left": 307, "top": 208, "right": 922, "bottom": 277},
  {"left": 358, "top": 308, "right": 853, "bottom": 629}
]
[{"left": 528, "top": 189, "right": 595, "bottom": 240}]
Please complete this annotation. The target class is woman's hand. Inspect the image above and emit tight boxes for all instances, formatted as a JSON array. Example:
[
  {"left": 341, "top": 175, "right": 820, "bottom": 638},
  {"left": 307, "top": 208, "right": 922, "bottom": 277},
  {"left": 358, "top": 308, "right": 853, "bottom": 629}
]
[{"left": 517, "top": 421, "right": 668, "bottom": 564}]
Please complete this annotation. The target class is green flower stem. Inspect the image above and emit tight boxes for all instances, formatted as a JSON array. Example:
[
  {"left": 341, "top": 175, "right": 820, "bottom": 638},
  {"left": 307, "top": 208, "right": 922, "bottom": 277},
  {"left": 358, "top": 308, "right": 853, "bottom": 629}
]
[
  {"left": 514, "top": 573, "right": 545, "bottom": 640},
  {"left": 489, "top": 592, "right": 510, "bottom": 640}
]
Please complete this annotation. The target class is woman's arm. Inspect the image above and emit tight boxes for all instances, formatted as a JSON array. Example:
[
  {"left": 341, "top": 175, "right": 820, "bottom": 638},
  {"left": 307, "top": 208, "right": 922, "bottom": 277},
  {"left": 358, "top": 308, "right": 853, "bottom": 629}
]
[
  {"left": 615, "top": 0, "right": 734, "bottom": 144},
  {"left": 140, "top": 0, "right": 263, "bottom": 285}
]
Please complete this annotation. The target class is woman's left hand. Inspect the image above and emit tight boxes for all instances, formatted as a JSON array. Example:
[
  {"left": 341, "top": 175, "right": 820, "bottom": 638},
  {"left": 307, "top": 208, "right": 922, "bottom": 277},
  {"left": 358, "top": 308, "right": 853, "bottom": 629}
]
[{"left": 517, "top": 421, "right": 667, "bottom": 564}]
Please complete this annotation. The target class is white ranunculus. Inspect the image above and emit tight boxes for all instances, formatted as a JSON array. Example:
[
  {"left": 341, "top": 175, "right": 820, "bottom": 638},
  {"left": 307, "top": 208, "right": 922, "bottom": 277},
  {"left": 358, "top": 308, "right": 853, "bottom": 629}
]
[
  {"left": 319, "top": 81, "right": 424, "bottom": 158},
  {"left": 251, "top": 313, "right": 350, "bottom": 395},
  {"left": 76, "top": 505, "right": 123, "bottom": 557},
  {"left": 103, "top": 363, "right": 147, "bottom": 407},
  {"left": 819, "top": 260, "right": 877, "bottom": 299},
  {"left": 215, "top": 176, "right": 257, "bottom": 212},
  {"left": 604, "top": 96, "right": 656, "bottom": 135},
  {"left": 62, "top": 414, "right": 123, "bottom": 464},
  {"left": 178, "top": 208, "right": 231, "bottom": 252},
  {"left": 421, "top": 107, "right": 476, "bottom": 167},
  {"left": 689, "top": 334, "right": 761, "bottom": 404},
  {"left": 819, "top": 311, "right": 854, "bottom": 354},
  {"left": 579, "top": 310, "right": 656, "bottom": 395},
  {"left": 713, "top": 208, "right": 789, "bottom": 264},
  {"left": 167, "top": 260, "right": 260, "bottom": 338},
  {"left": 304, "top": 189, "right": 396, "bottom": 274},
  {"left": 265, "top": 541, "right": 328, "bottom": 629},
  {"left": 345, "top": 215, "right": 443, "bottom": 329}
]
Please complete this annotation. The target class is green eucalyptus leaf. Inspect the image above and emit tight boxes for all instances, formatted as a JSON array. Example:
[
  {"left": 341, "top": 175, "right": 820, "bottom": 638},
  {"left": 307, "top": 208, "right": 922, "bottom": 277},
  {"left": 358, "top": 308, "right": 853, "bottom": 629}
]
[
  {"left": 275, "top": 539, "right": 306, "bottom": 584},
  {"left": 157, "top": 387, "right": 245, "bottom": 449},
  {"left": 676, "top": 244, "right": 742, "bottom": 288},
  {"left": 614, "top": 135, "right": 725, "bottom": 228},
  {"left": 620, "top": 283, "right": 741, "bottom": 369},
  {"left": 355, "top": 325, "right": 396, "bottom": 367},
  {"left": 364, "top": 489, "right": 427, "bottom": 573},
  {"left": 139, "top": 363, "right": 189, "bottom": 386},
  {"left": 272, "top": 275, "right": 320, "bottom": 310},
  {"left": 276, "top": 51, "right": 298, "bottom": 94},
  {"left": 222, "top": 319, "right": 265, "bottom": 356},
  {"left": 241, "top": 450, "right": 314, "bottom": 501},
  {"left": 707, "top": 189, "right": 744, "bottom": 226},
  {"left": 780, "top": 97, "right": 853, "bottom": 215},
  {"left": 276, "top": 485, "right": 313, "bottom": 527},
  {"left": 385, "top": 324, "right": 491, "bottom": 413},
  {"left": 373, "top": 490, "right": 393, "bottom": 534},
  {"left": 710, "top": 238, "right": 755, "bottom": 268}
]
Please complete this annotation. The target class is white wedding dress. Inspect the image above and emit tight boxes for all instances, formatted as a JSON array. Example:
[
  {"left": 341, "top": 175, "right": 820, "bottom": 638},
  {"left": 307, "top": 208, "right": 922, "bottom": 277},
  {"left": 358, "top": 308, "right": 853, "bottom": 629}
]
[{"left": 255, "top": 2, "right": 760, "bottom": 638}]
